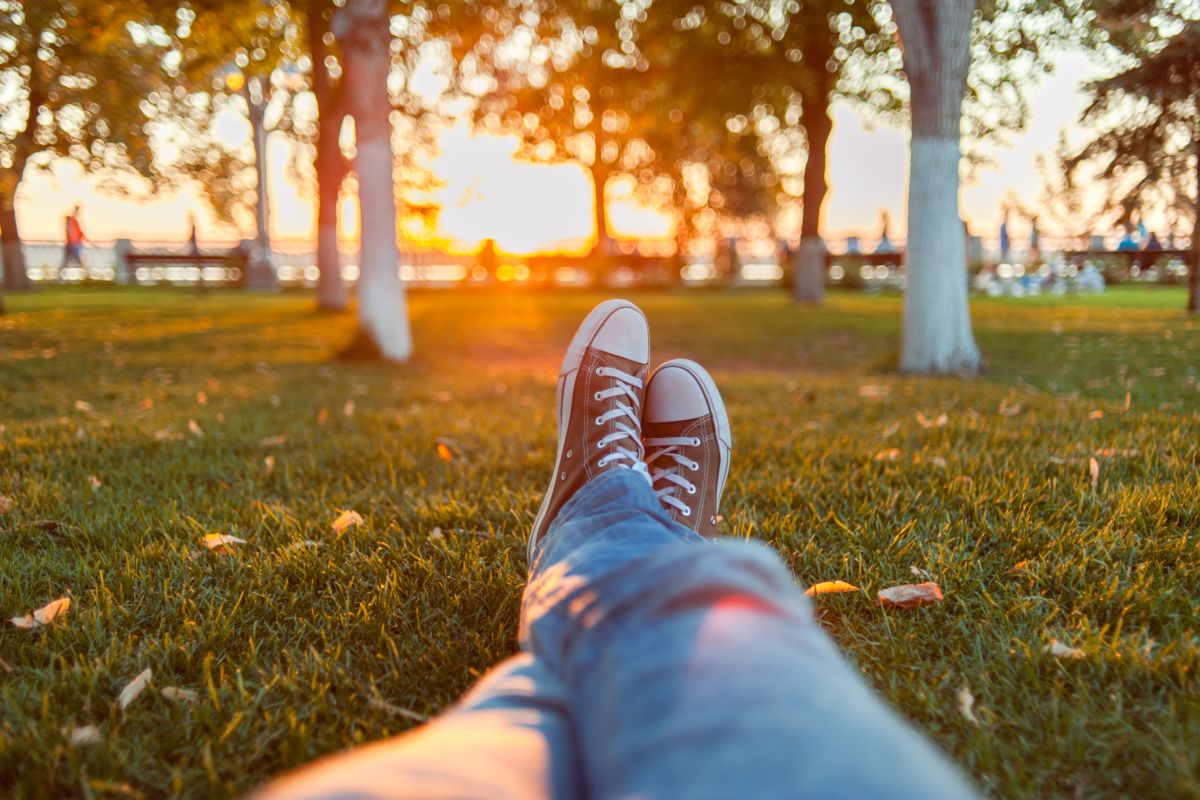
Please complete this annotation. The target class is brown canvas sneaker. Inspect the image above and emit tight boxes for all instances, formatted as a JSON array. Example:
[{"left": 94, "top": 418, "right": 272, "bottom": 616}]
[
  {"left": 642, "top": 359, "right": 732, "bottom": 538},
  {"left": 528, "top": 299, "right": 651, "bottom": 563}
]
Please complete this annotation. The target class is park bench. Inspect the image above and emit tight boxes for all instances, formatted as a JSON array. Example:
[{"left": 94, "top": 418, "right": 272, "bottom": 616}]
[
  {"left": 1063, "top": 248, "right": 1194, "bottom": 283},
  {"left": 114, "top": 240, "right": 249, "bottom": 286},
  {"left": 825, "top": 250, "right": 904, "bottom": 287}
]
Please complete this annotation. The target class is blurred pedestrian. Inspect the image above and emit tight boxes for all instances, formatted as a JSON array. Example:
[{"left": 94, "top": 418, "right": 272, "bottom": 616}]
[
  {"left": 60, "top": 204, "right": 86, "bottom": 277},
  {"left": 874, "top": 210, "right": 896, "bottom": 254},
  {"left": 188, "top": 212, "right": 201, "bottom": 256},
  {"left": 998, "top": 209, "right": 1010, "bottom": 263}
]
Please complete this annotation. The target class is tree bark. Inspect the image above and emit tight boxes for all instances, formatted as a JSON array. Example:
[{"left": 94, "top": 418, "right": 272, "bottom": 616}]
[
  {"left": 309, "top": 0, "right": 348, "bottom": 311},
  {"left": 793, "top": 66, "right": 834, "bottom": 303},
  {"left": 893, "top": 0, "right": 982, "bottom": 374},
  {"left": 591, "top": 162, "right": 612, "bottom": 257},
  {"left": 1189, "top": 140, "right": 1199, "bottom": 313},
  {"left": 1, "top": 171, "right": 32, "bottom": 293},
  {"left": 334, "top": 0, "right": 412, "bottom": 361},
  {"left": 244, "top": 89, "right": 277, "bottom": 290}
]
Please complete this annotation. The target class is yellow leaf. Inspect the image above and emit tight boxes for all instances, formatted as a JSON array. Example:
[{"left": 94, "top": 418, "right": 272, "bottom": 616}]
[
  {"left": 857, "top": 384, "right": 889, "bottom": 399},
  {"left": 998, "top": 400, "right": 1023, "bottom": 417},
  {"left": 1006, "top": 560, "right": 1029, "bottom": 575},
  {"left": 264, "top": 454, "right": 276, "bottom": 476},
  {"left": 877, "top": 582, "right": 944, "bottom": 609},
  {"left": 203, "top": 533, "right": 246, "bottom": 551},
  {"left": 873, "top": 448, "right": 902, "bottom": 462},
  {"left": 160, "top": 686, "right": 198, "bottom": 703},
  {"left": 1089, "top": 457, "right": 1100, "bottom": 490},
  {"left": 317, "top": 407, "right": 329, "bottom": 425},
  {"left": 118, "top": 668, "right": 153, "bottom": 710},
  {"left": 1045, "top": 639, "right": 1085, "bottom": 659},
  {"left": 196, "top": 391, "right": 207, "bottom": 405},
  {"left": 74, "top": 400, "right": 93, "bottom": 413},
  {"left": 1088, "top": 409, "right": 1104, "bottom": 420},
  {"left": 331, "top": 509, "right": 364, "bottom": 533},
  {"left": 188, "top": 419, "right": 204, "bottom": 438},
  {"left": 804, "top": 580, "right": 859, "bottom": 597},
  {"left": 33, "top": 597, "right": 70, "bottom": 625},
  {"left": 343, "top": 399, "right": 356, "bottom": 417}
]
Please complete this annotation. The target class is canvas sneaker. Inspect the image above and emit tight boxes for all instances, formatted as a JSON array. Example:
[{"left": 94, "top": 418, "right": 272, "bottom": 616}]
[
  {"left": 528, "top": 299, "right": 651, "bottom": 563},
  {"left": 642, "top": 359, "right": 732, "bottom": 537}
]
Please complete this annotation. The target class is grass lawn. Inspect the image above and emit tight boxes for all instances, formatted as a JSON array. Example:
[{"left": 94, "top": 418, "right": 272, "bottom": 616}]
[{"left": 1, "top": 285, "right": 1197, "bottom": 798}]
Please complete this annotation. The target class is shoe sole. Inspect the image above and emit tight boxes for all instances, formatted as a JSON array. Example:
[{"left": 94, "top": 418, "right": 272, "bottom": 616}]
[
  {"left": 650, "top": 358, "right": 732, "bottom": 513},
  {"left": 528, "top": 299, "right": 648, "bottom": 564}
]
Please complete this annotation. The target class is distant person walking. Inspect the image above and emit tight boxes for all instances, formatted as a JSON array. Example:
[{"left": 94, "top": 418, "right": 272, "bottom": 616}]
[
  {"left": 1029, "top": 215, "right": 1040, "bottom": 262},
  {"left": 61, "top": 204, "right": 86, "bottom": 277},
  {"left": 998, "top": 209, "right": 1010, "bottom": 263},
  {"left": 188, "top": 213, "right": 201, "bottom": 256},
  {"left": 874, "top": 209, "right": 896, "bottom": 254}
]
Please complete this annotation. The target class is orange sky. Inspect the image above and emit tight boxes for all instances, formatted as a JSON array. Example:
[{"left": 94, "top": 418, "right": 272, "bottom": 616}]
[{"left": 13, "top": 51, "right": 1123, "bottom": 250}]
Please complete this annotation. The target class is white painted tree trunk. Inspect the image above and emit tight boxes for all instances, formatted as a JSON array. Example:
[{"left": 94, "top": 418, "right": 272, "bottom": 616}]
[
  {"left": 335, "top": 0, "right": 412, "bottom": 361},
  {"left": 793, "top": 236, "right": 827, "bottom": 302},
  {"left": 892, "top": 0, "right": 981, "bottom": 374}
]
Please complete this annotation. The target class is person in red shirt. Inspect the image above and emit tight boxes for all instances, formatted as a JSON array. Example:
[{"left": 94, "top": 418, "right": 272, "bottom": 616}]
[{"left": 61, "top": 204, "right": 86, "bottom": 277}]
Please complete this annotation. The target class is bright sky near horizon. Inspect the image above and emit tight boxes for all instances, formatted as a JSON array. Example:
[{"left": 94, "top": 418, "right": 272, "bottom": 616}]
[{"left": 13, "top": 50, "right": 1111, "bottom": 252}]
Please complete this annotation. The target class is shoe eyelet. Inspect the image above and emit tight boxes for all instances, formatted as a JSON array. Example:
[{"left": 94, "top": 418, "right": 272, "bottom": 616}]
[
  {"left": 560, "top": 471, "right": 567, "bottom": 480},
  {"left": 710, "top": 516, "right": 718, "bottom": 525},
  {"left": 566, "top": 449, "right": 573, "bottom": 458},
  {"left": 686, "top": 485, "right": 696, "bottom": 495},
  {"left": 594, "top": 391, "right": 603, "bottom": 401},
  {"left": 595, "top": 416, "right": 603, "bottom": 426},
  {"left": 595, "top": 367, "right": 606, "bottom": 376},
  {"left": 682, "top": 507, "right": 692, "bottom": 517},
  {"left": 688, "top": 461, "right": 699, "bottom": 471},
  {"left": 692, "top": 437, "right": 701, "bottom": 446}
]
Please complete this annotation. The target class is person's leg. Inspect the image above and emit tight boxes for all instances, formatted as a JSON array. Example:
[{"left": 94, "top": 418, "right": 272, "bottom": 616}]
[
  {"left": 523, "top": 353, "right": 978, "bottom": 800},
  {"left": 251, "top": 654, "right": 585, "bottom": 800}
]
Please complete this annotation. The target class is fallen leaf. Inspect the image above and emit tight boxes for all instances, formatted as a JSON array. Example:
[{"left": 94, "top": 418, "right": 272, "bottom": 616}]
[
  {"left": 998, "top": 400, "right": 1023, "bottom": 417},
  {"left": 10, "top": 596, "right": 71, "bottom": 630},
  {"left": 1044, "top": 639, "right": 1085, "bottom": 659},
  {"left": 857, "top": 384, "right": 889, "bottom": 399},
  {"left": 877, "top": 582, "right": 944, "bottom": 609},
  {"left": 160, "top": 686, "right": 198, "bottom": 703},
  {"left": 1089, "top": 457, "right": 1100, "bottom": 490},
  {"left": 68, "top": 725, "right": 102, "bottom": 746},
  {"left": 118, "top": 668, "right": 153, "bottom": 710},
  {"left": 188, "top": 419, "right": 204, "bottom": 438},
  {"left": 202, "top": 533, "right": 246, "bottom": 551},
  {"left": 196, "top": 391, "right": 207, "bottom": 405},
  {"left": 153, "top": 429, "right": 183, "bottom": 442},
  {"left": 0, "top": 495, "right": 13, "bottom": 513},
  {"left": 317, "top": 407, "right": 329, "bottom": 425},
  {"left": 74, "top": 400, "right": 94, "bottom": 413},
  {"left": 957, "top": 685, "right": 979, "bottom": 725},
  {"left": 925, "top": 456, "right": 948, "bottom": 468},
  {"left": 1124, "top": 392, "right": 1131, "bottom": 411},
  {"left": 881, "top": 421, "right": 901, "bottom": 439},
  {"left": 257, "top": 434, "right": 287, "bottom": 447},
  {"left": 332, "top": 509, "right": 364, "bottom": 533},
  {"left": 916, "top": 412, "right": 949, "bottom": 429},
  {"left": 428, "top": 527, "right": 444, "bottom": 541},
  {"left": 873, "top": 448, "right": 902, "bottom": 462},
  {"left": 1088, "top": 410, "right": 1104, "bottom": 420},
  {"left": 89, "top": 475, "right": 102, "bottom": 491},
  {"left": 1006, "top": 560, "right": 1029, "bottom": 575},
  {"left": 264, "top": 454, "right": 276, "bottom": 476},
  {"left": 139, "top": 397, "right": 154, "bottom": 410},
  {"left": 804, "top": 580, "right": 860, "bottom": 597}
]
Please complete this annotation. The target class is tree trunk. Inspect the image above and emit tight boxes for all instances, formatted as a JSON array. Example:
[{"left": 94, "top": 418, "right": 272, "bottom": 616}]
[
  {"left": 335, "top": 0, "right": 412, "bottom": 361},
  {"left": 309, "top": 0, "right": 348, "bottom": 311},
  {"left": 591, "top": 162, "right": 611, "bottom": 257},
  {"left": 244, "top": 89, "right": 277, "bottom": 290},
  {"left": 793, "top": 68, "right": 834, "bottom": 303},
  {"left": 892, "top": 0, "right": 981, "bottom": 374},
  {"left": 0, "top": 186, "right": 32, "bottom": 293},
  {"left": 1189, "top": 140, "right": 1199, "bottom": 313}
]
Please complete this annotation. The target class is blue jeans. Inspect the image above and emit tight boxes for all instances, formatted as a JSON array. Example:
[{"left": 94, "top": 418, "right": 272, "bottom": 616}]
[{"left": 257, "top": 470, "right": 977, "bottom": 799}]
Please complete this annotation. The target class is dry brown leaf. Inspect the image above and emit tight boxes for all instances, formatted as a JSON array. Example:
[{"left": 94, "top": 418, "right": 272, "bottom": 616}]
[
  {"left": 160, "top": 686, "right": 198, "bottom": 703},
  {"left": 118, "top": 668, "right": 153, "bottom": 710},
  {"left": 1089, "top": 457, "right": 1100, "bottom": 490},
  {"left": 0, "top": 495, "right": 13, "bottom": 514},
  {"left": 139, "top": 397, "right": 154, "bottom": 410},
  {"left": 804, "top": 580, "right": 860, "bottom": 597},
  {"left": 264, "top": 454, "right": 276, "bottom": 476},
  {"left": 257, "top": 434, "right": 287, "bottom": 447},
  {"left": 873, "top": 448, "right": 902, "bottom": 462},
  {"left": 11, "top": 596, "right": 71, "bottom": 630},
  {"left": 89, "top": 475, "right": 102, "bottom": 491},
  {"left": 203, "top": 533, "right": 246, "bottom": 551},
  {"left": 196, "top": 391, "right": 207, "bottom": 405},
  {"left": 877, "top": 582, "right": 944, "bottom": 609},
  {"left": 957, "top": 685, "right": 979, "bottom": 725},
  {"left": 317, "top": 407, "right": 329, "bottom": 425},
  {"left": 1124, "top": 392, "right": 1131, "bottom": 411},
  {"left": 857, "top": 384, "right": 889, "bottom": 399},
  {"left": 68, "top": 725, "right": 102, "bottom": 746},
  {"left": 916, "top": 412, "right": 949, "bottom": 429},
  {"left": 1088, "top": 410, "right": 1104, "bottom": 420},
  {"left": 1045, "top": 639, "right": 1085, "bottom": 659},
  {"left": 1006, "top": 560, "right": 1029, "bottom": 575},
  {"left": 331, "top": 509, "right": 364, "bottom": 533},
  {"left": 343, "top": 399, "right": 356, "bottom": 418},
  {"left": 187, "top": 419, "right": 204, "bottom": 438},
  {"left": 74, "top": 400, "right": 94, "bottom": 413}
]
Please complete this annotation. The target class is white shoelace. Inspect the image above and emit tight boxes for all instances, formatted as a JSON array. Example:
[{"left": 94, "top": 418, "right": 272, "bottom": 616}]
[
  {"left": 644, "top": 435, "right": 701, "bottom": 516},
  {"left": 593, "top": 366, "right": 649, "bottom": 478}
]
